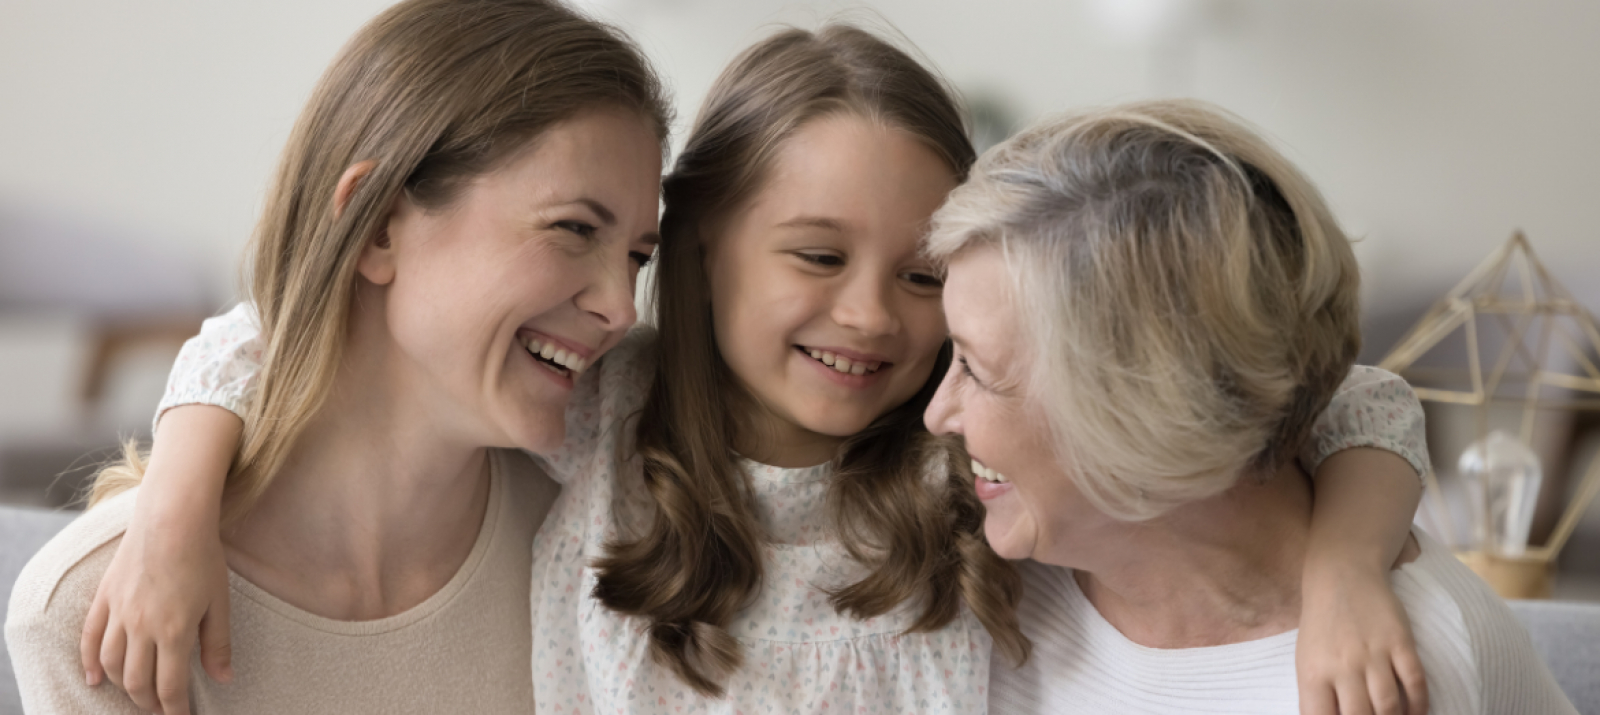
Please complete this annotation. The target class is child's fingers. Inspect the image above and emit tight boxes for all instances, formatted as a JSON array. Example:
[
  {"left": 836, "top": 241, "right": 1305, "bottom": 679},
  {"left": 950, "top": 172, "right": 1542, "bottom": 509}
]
[
  {"left": 1335, "top": 673, "right": 1377, "bottom": 715},
  {"left": 99, "top": 620, "right": 129, "bottom": 691},
  {"left": 80, "top": 594, "right": 111, "bottom": 686},
  {"left": 1297, "top": 680, "right": 1337, "bottom": 715},
  {"left": 1394, "top": 646, "right": 1430, "bottom": 714},
  {"left": 156, "top": 639, "right": 194, "bottom": 715},
  {"left": 121, "top": 638, "right": 162, "bottom": 714},
  {"left": 199, "top": 595, "right": 234, "bottom": 683},
  {"left": 1365, "top": 663, "right": 1404, "bottom": 715}
]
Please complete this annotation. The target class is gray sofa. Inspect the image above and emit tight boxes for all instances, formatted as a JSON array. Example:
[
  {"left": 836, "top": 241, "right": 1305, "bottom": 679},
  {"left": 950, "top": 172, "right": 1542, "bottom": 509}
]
[{"left": 2, "top": 504, "right": 1597, "bottom": 714}]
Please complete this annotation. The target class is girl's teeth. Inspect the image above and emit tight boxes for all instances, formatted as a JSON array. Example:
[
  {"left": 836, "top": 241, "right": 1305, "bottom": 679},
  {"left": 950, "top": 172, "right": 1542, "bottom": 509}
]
[
  {"left": 802, "top": 347, "right": 883, "bottom": 376},
  {"left": 540, "top": 343, "right": 556, "bottom": 360}
]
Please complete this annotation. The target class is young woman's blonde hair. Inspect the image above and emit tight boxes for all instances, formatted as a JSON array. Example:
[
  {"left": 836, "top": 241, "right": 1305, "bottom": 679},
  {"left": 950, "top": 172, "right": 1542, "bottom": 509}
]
[
  {"left": 591, "top": 24, "right": 1028, "bottom": 696},
  {"left": 926, "top": 99, "right": 1361, "bottom": 521},
  {"left": 90, "top": 0, "right": 669, "bottom": 524}
]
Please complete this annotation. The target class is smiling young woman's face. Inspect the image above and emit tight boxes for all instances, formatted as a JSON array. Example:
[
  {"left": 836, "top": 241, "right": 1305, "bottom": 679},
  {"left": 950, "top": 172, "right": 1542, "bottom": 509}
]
[
  {"left": 703, "top": 113, "right": 957, "bottom": 466},
  {"left": 374, "top": 106, "right": 663, "bottom": 454}
]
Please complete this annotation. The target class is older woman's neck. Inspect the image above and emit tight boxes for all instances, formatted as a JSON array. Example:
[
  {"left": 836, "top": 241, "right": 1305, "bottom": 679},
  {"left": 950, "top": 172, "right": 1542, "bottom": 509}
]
[
  {"left": 1076, "top": 461, "right": 1314, "bottom": 649},
  {"left": 225, "top": 309, "right": 494, "bottom": 621}
]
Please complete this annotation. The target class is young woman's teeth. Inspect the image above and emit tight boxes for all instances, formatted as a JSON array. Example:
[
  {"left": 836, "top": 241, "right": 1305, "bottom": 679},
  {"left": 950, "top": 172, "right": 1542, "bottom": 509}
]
[
  {"left": 806, "top": 348, "right": 882, "bottom": 376},
  {"left": 522, "top": 336, "right": 587, "bottom": 374},
  {"left": 972, "top": 460, "right": 1009, "bottom": 484}
]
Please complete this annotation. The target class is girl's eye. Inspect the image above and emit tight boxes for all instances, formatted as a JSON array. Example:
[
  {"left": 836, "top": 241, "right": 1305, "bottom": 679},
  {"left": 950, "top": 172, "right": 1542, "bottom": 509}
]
[
  {"left": 795, "top": 252, "right": 845, "bottom": 268},
  {"left": 629, "top": 250, "right": 654, "bottom": 268},
  {"left": 903, "top": 271, "right": 944, "bottom": 289},
  {"left": 555, "top": 220, "right": 598, "bottom": 239}
]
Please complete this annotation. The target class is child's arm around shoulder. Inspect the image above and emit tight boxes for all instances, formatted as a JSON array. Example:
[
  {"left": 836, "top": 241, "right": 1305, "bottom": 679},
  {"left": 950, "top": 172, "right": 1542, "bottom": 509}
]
[
  {"left": 1297, "top": 366, "right": 1432, "bottom": 715},
  {"left": 79, "top": 304, "right": 260, "bottom": 715}
]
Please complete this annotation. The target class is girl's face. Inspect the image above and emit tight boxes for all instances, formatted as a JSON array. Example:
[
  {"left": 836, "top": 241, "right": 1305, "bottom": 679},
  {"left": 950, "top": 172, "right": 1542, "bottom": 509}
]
[
  {"left": 373, "top": 106, "right": 662, "bottom": 453},
  {"left": 704, "top": 113, "right": 957, "bottom": 466},
  {"left": 924, "top": 247, "right": 1106, "bottom": 564}
]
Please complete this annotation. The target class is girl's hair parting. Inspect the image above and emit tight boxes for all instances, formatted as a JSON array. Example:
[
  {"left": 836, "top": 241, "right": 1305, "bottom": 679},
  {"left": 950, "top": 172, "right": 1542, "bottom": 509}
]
[
  {"left": 591, "top": 23, "right": 1028, "bottom": 696},
  {"left": 89, "top": 0, "right": 670, "bottom": 522}
]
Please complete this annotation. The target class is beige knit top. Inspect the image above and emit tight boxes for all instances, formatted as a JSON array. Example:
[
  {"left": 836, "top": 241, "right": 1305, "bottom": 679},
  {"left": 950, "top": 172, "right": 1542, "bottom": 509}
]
[{"left": 5, "top": 448, "right": 559, "bottom": 714}]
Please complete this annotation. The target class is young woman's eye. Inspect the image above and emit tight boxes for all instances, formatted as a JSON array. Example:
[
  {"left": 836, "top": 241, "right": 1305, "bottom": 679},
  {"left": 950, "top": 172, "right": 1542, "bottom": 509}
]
[
  {"left": 554, "top": 220, "right": 598, "bottom": 239},
  {"left": 795, "top": 252, "right": 845, "bottom": 268},
  {"left": 629, "top": 250, "right": 654, "bottom": 268}
]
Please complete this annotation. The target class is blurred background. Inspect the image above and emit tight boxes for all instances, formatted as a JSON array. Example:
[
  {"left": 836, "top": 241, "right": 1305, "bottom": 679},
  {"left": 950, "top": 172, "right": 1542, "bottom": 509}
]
[{"left": 1, "top": 0, "right": 1597, "bottom": 592}]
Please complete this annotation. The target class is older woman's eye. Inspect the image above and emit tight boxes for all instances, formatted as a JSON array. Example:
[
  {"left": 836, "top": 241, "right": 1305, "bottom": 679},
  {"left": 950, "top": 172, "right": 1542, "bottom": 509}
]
[
  {"left": 959, "top": 357, "right": 984, "bottom": 386},
  {"left": 629, "top": 250, "right": 653, "bottom": 268},
  {"left": 555, "top": 220, "right": 598, "bottom": 239}
]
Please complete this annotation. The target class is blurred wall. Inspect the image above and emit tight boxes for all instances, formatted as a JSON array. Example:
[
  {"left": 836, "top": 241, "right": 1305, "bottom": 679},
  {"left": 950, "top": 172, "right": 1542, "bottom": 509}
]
[{"left": 4, "top": 0, "right": 1596, "bottom": 318}]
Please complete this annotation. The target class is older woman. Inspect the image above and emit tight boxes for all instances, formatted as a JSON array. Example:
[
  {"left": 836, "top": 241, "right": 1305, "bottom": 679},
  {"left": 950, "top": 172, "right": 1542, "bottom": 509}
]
[{"left": 924, "top": 100, "right": 1575, "bottom": 714}]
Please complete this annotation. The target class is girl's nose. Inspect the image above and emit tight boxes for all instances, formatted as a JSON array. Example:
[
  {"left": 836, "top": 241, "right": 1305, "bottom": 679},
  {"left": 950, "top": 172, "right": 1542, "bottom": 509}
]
[{"left": 832, "top": 274, "right": 898, "bottom": 337}]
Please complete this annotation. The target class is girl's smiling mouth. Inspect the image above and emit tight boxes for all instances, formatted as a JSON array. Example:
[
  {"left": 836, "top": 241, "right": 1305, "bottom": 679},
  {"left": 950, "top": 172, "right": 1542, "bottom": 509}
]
[
  {"left": 793, "top": 345, "right": 895, "bottom": 391},
  {"left": 794, "top": 344, "right": 889, "bottom": 376}
]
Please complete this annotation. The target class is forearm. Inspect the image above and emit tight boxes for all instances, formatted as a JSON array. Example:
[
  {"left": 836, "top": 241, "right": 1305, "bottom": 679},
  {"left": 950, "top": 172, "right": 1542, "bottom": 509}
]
[
  {"left": 1305, "top": 447, "right": 1422, "bottom": 574},
  {"left": 138, "top": 404, "right": 241, "bottom": 531}
]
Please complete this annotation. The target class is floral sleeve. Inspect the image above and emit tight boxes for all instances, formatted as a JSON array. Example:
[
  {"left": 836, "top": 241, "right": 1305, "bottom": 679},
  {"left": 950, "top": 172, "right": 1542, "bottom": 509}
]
[
  {"left": 1301, "top": 365, "right": 1431, "bottom": 481},
  {"left": 152, "top": 302, "right": 263, "bottom": 432}
]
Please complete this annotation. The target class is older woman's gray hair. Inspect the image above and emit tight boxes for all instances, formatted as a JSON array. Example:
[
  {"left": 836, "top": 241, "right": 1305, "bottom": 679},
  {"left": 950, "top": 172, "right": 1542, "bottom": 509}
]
[{"left": 926, "top": 100, "right": 1360, "bottom": 520}]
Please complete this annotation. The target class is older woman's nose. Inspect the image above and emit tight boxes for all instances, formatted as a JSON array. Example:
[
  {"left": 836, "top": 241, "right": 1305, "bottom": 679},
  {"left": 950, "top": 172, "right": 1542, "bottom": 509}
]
[{"left": 924, "top": 362, "right": 962, "bottom": 435}]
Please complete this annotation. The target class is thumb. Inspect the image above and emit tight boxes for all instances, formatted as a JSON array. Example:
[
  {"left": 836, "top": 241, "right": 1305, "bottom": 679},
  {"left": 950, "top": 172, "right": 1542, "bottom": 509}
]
[{"left": 198, "top": 595, "right": 234, "bottom": 684}]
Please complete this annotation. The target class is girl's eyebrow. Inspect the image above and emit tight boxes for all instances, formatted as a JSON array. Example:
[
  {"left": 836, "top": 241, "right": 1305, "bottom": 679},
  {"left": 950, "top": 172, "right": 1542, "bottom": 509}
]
[{"left": 775, "top": 215, "right": 847, "bottom": 233}]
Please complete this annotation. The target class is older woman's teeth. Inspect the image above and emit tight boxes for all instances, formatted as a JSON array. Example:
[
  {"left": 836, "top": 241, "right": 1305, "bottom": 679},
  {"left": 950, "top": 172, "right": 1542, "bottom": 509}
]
[
  {"left": 805, "top": 348, "right": 883, "bottom": 375},
  {"left": 972, "top": 460, "right": 1009, "bottom": 484},
  {"left": 522, "top": 336, "right": 587, "bottom": 374}
]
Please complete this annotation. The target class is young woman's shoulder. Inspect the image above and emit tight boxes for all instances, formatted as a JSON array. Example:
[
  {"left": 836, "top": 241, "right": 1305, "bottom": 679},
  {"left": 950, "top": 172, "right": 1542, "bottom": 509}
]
[{"left": 5, "top": 492, "right": 146, "bottom": 713}]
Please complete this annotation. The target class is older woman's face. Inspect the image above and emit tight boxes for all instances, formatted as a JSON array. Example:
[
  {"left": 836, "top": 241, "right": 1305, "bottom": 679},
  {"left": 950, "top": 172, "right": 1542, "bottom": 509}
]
[
  {"left": 924, "top": 247, "right": 1102, "bottom": 563},
  {"left": 373, "top": 106, "right": 662, "bottom": 453}
]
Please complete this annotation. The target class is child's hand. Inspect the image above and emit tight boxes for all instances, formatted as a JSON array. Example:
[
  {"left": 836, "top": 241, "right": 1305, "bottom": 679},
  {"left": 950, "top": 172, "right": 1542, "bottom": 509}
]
[
  {"left": 81, "top": 501, "right": 233, "bottom": 715},
  {"left": 1297, "top": 549, "right": 1427, "bottom": 715}
]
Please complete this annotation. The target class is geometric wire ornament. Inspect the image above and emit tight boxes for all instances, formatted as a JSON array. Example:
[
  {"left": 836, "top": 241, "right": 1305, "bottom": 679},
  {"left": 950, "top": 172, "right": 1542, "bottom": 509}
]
[{"left": 1378, "top": 231, "right": 1600, "bottom": 561}]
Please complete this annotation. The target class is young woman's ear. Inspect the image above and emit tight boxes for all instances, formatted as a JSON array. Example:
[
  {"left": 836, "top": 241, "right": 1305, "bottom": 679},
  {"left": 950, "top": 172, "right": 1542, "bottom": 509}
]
[{"left": 334, "top": 160, "right": 398, "bottom": 286}]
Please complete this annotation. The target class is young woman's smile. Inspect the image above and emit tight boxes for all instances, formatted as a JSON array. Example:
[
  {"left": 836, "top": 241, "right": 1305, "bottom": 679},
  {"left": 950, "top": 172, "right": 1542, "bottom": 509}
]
[{"left": 704, "top": 113, "right": 957, "bottom": 466}]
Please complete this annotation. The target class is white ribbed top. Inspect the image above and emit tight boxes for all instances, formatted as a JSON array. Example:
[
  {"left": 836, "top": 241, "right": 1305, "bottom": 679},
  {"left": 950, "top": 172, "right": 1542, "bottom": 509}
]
[{"left": 991, "top": 531, "right": 1576, "bottom": 714}]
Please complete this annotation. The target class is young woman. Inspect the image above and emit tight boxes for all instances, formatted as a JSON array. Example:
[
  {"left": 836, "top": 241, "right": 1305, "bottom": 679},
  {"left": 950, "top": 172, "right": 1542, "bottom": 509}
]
[
  {"left": 5, "top": 0, "right": 669, "bottom": 712},
  {"left": 71, "top": 20, "right": 1431, "bottom": 715}
]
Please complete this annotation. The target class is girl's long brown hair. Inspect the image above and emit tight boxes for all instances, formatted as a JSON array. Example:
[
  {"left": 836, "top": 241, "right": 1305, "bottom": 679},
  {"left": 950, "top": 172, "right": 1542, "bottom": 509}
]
[
  {"left": 591, "top": 24, "right": 1028, "bottom": 697},
  {"left": 90, "top": 0, "right": 669, "bottom": 522}
]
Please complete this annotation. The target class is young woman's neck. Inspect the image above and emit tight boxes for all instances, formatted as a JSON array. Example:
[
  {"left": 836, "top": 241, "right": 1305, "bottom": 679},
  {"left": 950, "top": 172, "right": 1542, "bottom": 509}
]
[
  {"left": 225, "top": 309, "right": 493, "bottom": 621},
  {"left": 1074, "top": 460, "right": 1314, "bottom": 649}
]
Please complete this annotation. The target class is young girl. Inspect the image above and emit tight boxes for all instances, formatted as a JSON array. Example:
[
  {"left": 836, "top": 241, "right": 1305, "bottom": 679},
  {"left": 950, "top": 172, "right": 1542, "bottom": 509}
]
[{"left": 81, "top": 23, "right": 1433, "bottom": 715}]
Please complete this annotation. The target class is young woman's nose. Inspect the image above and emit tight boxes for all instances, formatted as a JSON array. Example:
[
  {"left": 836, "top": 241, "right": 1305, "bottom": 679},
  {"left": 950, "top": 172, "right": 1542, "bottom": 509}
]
[
  {"left": 574, "top": 250, "right": 639, "bottom": 331},
  {"left": 831, "top": 272, "right": 898, "bottom": 337},
  {"left": 923, "top": 361, "right": 962, "bottom": 435}
]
